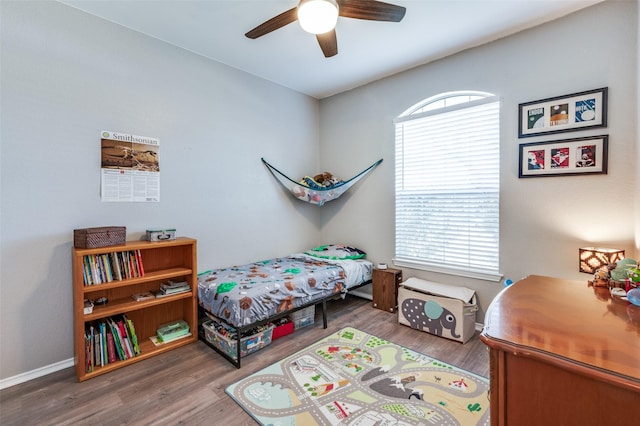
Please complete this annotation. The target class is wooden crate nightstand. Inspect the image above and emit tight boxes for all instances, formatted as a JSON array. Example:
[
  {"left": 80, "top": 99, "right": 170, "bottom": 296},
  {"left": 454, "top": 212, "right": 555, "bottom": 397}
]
[{"left": 372, "top": 267, "right": 402, "bottom": 312}]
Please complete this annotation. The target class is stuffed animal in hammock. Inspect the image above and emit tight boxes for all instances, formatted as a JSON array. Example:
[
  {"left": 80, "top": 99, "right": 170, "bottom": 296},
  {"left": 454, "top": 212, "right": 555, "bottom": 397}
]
[{"left": 300, "top": 172, "right": 344, "bottom": 189}]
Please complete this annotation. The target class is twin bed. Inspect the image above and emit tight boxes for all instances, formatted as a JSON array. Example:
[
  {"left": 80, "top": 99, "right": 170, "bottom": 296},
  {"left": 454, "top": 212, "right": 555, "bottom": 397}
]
[{"left": 197, "top": 245, "right": 373, "bottom": 367}]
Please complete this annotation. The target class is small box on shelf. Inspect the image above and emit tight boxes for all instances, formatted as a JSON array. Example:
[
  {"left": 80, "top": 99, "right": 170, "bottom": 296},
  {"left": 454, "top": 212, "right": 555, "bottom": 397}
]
[
  {"left": 83, "top": 299, "right": 94, "bottom": 314},
  {"left": 146, "top": 229, "right": 176, "bottom": 242},
  {"left": 74, "top": 226, "right": 126, "bottom": 249},
  {"left": 157, "top": 320, "right": 190, "bottom": 343}
]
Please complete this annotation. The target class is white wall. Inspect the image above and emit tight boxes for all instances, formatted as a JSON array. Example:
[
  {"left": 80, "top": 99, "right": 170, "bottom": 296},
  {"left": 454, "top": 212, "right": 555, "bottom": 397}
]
[
  {"left": 0, "top": 1, "right": 322, "bottom": 381},
  {"left": 319, "top": 0, "right": 639, "bottom": 321}
]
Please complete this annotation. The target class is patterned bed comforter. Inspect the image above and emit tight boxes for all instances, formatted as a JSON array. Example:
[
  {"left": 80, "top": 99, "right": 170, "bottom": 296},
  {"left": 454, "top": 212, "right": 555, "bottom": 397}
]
[{"left": 198, "top": 254, "right": 372, "bottom": 328}]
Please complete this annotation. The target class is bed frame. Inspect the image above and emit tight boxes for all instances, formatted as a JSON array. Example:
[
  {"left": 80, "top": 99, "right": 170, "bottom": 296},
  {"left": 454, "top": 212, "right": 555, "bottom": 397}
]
[{"left": 198, "top": 279, "right": 372, "bottom": 368}]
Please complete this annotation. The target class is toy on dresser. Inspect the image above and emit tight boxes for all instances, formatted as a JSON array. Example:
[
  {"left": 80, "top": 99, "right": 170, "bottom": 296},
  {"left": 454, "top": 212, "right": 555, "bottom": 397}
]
[
  {"left": 589, "top": 258, "right": 640, "bottom": 307},
  {"left": 589, "top": 258, "right": 638, "bottom": 287},
  {"left": 589, "top": 268, "right": 611, "bottom": 287}
]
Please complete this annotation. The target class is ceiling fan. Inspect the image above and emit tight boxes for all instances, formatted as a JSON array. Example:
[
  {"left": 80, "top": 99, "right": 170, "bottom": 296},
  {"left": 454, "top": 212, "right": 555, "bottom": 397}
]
[{"left": 245, "top": 0, "right": 406, "bottom": 58}]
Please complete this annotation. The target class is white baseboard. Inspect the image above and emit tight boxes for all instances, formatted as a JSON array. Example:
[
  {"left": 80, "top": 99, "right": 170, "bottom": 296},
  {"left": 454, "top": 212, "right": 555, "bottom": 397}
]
[
  {"left": 0, "top": 358, "right": 74, "bottom": 390},
  {"left": 475, "top": 322, "right": 484, "bottom": 332}
]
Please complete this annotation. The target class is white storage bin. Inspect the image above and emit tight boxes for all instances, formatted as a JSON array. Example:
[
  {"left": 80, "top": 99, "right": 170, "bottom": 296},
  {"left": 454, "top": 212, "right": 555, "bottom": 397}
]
[{"left": 398, "top": 278, "right": 478, "bottom": 343}]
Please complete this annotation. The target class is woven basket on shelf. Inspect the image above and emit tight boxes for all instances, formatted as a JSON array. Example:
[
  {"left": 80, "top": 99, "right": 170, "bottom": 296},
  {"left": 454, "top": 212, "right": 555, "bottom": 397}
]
[{"left": 73, "top": 226, "right": 126, "bottom": 249}]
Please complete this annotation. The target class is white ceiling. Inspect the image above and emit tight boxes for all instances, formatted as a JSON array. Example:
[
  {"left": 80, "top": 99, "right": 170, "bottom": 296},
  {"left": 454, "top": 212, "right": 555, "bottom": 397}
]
[{"left": 58, "top": 0, "right": 604, "bottom": 99}]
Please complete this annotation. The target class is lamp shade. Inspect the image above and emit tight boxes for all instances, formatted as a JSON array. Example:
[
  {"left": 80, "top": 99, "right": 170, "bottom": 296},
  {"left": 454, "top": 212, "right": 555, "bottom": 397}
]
[
  {"left": 579, "top": 247, "right": 625, "bottom": 274},
  {"left": 298, "top": 0, "right": 339, "bottom": 34}
]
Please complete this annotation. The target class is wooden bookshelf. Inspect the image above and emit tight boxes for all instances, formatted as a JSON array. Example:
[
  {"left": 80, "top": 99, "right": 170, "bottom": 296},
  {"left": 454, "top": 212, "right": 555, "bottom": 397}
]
[{"left": 72, "top": 237, "right": 197, "bottom": 381}]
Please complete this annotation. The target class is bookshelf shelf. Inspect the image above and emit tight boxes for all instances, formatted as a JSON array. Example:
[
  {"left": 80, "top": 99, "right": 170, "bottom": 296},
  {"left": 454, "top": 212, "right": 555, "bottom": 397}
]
[
  {"left": 83, "top": 291, "right": 194, "bottom": 321},
  {"left": 80, "top": 336, "right": 193, "bottom": 380},
  {"left": 82, "top": 267, "right": 193, "bottom": 294},
  {"left": 72, "top": 237, "right": 198, "bottom": 381}
]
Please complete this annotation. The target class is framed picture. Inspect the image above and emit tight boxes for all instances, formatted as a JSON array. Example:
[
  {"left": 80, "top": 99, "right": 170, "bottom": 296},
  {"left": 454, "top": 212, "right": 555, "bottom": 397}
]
[
  {"left": 519, "top": 135, "right": 608, "bottom": 178},
  {"left": 518, "top": 87, "right": 607, "bottom": 138}
]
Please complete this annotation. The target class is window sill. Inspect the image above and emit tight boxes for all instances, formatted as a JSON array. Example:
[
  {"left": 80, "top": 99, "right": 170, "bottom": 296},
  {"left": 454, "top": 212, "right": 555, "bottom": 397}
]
[{"left": 393, "top": 258, "right": 503, "bottom": 282}]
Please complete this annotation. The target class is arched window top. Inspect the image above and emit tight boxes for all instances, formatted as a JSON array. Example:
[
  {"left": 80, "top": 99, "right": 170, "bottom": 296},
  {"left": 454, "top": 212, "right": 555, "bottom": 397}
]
[{"left": 399, "top": 90, "right": 496, "bottom": 118}]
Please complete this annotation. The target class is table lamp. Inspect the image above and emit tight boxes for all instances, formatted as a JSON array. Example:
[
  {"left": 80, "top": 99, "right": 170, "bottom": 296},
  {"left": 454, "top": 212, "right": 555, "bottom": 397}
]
[{"left": 579, "top": 247, "right": 625, "bottom": 274}]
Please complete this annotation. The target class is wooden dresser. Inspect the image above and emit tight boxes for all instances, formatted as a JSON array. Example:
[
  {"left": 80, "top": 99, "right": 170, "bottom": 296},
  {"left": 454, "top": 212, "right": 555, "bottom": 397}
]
[{"left": 480, "top": 275, "right": 640, "bottom": 426}]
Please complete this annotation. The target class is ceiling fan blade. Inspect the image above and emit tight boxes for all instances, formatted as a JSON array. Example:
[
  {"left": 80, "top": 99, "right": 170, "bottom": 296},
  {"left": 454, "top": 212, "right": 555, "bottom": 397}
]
[
  {"left": 338, "top": 0, "right": 406, "bottom": 22},
  {"left": 317, "top": 30, "right": 338, "bottom": 57},
  {"left": 245, "top": 7, "right": 299, "bottom": 39}
]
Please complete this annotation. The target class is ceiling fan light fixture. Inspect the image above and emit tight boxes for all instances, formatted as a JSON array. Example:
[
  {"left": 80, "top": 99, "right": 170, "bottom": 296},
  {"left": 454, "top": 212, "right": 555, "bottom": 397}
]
[{"left": 298, "top": 0, "right": 339, "bottom": 35}]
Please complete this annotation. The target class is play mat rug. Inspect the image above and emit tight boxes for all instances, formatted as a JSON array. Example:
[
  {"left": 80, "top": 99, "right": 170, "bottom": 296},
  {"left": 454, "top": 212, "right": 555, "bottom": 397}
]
[{"left": 226, "top": 327, "right": 490, "bottom": 425}]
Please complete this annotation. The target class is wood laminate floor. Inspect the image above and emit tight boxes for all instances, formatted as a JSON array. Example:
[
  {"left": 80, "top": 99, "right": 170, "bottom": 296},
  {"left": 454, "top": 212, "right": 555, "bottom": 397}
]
[{"left": 0, "top": 295, "right": 489, "bottom": 425}]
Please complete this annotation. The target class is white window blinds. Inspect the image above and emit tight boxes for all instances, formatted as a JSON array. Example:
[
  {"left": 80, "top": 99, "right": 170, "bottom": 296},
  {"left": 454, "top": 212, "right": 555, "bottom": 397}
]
[{"left": 394, "top": 94, "right": 501, "bottom": 281}]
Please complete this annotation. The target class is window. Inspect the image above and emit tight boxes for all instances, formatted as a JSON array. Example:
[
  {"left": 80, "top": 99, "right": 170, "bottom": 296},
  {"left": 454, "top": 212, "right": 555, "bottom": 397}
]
[{"left": 394, "top": 91, "right": 501, "bottom": 281}]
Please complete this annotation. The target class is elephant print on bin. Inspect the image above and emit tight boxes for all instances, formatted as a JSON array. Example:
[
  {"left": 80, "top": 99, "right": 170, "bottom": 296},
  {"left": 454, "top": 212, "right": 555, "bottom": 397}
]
[{"left": 401, "top": 298, "right": 460, "bottom": 339}]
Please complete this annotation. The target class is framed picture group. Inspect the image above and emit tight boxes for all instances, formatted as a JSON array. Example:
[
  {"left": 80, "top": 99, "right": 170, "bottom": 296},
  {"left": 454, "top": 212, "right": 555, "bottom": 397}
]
[{"left": 517, "top": 87, "right": 608, "bottom": 178}]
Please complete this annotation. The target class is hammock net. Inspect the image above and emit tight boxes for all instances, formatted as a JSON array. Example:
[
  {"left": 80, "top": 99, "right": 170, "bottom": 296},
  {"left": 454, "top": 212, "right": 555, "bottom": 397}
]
[{"left": 262, "top": 157, "right": 383, "bottom": 206}]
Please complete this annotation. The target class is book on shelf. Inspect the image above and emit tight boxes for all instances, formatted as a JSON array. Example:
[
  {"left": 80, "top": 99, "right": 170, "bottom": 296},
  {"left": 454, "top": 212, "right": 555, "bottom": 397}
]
[
  {"left": 131, "top": 291, "right": 155, "bottom": 302},
  {"left": 92, "top": 325, "right": 101, "bottom": 367},
  {"left": 84, "top": 315, "right": 141, "bottom": 371},
  {"left": 160, "top": 281, "right": 190, "bottom": 294},
  {"left": 106, "top": 330, "right": 117, "bottom": 363},
  {"left": 135, "top": 249, "right": 145, "bottom": 276},
  {"left": 162, "top": 280, "right": 188, "bottom": 289},
  {"left": 116, "top": 318, "right": 133, "bottom": 358},
  {"left": 83, "top": 256, "right": 92, "bottom": 285},
  {"left": 150, "top": 289, "right": 172, "bottom": 298},
  {"left": 161, "top": 287, "right": 189, "bottom": 294},
  {"left": 124, "top": 315, "right": 141, "bottom": 355},
  {"left": 100, "top": 322, "right": 108, "bottom": 366},
  {"left": 150, "top": 282, "right": 190, "bottom": 298},
  {"left": 82, "top": 250, "right": 145, "bottom": 285},
  {"left": 85, "top": 326, "right": 95, "bottom": 373},
  {"left": 91, "top": 255, "right": 100, "bottom": 284},
  {"left": 119, "top": 252, "right": 129, "bottom": 279},
  {"left": 110, "top": 252, "right": 122, "bottom": 281},
  {"left": 102, "top": 254, "right": 113, "bottom": 282},
  {"left": 152, "top": 288, "right": 189, "bottom": 297},
  {"left": 108, "top": 318, "right": 127, "bottom": 361},
  {"left": 149, "top": 332, "right": 192, "bottom": 346},
  {"left": 84, "top": 334, "right": 93, "bottom": 373},
  {"left": 126, "top": 252, "right": 135, "bottom": 279}
]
